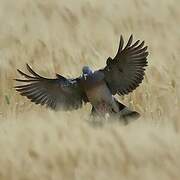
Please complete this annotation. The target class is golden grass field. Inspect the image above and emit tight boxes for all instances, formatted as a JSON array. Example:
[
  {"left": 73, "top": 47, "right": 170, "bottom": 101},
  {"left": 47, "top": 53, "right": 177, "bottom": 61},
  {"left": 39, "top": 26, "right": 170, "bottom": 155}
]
[{"left": 0, "top": 0, "right": 180, "bottom": 179}]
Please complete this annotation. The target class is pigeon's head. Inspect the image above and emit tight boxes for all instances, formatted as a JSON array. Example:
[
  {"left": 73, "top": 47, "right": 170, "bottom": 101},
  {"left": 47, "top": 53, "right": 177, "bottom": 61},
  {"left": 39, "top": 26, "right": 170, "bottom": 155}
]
[{"left": 82, "top": 66, "right": 93, "bottom": 76}]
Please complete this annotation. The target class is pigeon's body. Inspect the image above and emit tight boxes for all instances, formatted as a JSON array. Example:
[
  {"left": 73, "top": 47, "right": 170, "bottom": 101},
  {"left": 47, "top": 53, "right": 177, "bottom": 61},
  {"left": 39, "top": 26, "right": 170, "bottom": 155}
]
[
  {"left": 15, "top": 35, "right": 149, "bottom": 122},
  {"left": 81, "top": 71, "right": 119, "bottom": 115}
]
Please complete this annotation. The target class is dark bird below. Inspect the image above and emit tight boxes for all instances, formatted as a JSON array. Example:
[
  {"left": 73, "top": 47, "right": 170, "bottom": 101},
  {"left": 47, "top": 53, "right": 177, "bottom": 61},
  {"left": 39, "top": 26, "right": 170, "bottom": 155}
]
[{"left": 15, "top": 35, "right": 149, "bottom": 123}]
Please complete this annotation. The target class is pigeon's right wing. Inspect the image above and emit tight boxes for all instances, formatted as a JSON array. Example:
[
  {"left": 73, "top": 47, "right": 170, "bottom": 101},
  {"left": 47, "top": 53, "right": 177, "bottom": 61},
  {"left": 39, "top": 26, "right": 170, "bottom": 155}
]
[
  {"left": 100, "top": 35, "right": 149, "bottom": 95},
  {"left": 15, "top": 64, "right": 87, "bottom": 110}
]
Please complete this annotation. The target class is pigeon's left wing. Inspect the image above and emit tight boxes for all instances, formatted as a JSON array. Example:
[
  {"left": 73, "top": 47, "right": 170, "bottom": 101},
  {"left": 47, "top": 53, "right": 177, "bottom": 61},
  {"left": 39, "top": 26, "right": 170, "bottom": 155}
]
[
  {"left": 15, "top": 64, "right": 87, "bottom": 110},
  {"left": 100, "top": 35, "right": 149, "bottom": 95}
]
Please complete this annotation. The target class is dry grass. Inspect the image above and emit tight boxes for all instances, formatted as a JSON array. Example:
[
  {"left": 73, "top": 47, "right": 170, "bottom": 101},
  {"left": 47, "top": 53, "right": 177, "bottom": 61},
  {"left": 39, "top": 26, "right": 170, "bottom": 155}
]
[{"left": 0, "top": 0, "right": 180, "bottom": 179}]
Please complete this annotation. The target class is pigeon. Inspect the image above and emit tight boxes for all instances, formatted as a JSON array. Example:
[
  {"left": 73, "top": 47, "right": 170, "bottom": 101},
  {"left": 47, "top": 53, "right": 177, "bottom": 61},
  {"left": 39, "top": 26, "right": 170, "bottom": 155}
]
[{"left": 15, "top": 35, "right": 149, "bottom": 122}]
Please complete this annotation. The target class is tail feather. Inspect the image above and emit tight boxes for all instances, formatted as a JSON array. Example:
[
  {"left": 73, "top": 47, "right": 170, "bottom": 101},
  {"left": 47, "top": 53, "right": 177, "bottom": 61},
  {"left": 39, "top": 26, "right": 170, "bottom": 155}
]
[{"left": 115, "top": 99, "right": 140, "bottom": 124}]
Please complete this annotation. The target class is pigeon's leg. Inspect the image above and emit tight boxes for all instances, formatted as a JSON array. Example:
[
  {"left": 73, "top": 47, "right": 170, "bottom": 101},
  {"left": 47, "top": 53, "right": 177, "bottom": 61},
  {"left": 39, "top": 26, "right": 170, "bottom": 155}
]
[{"left": 114, "top": 99, "right": 140, "bottom": 124}]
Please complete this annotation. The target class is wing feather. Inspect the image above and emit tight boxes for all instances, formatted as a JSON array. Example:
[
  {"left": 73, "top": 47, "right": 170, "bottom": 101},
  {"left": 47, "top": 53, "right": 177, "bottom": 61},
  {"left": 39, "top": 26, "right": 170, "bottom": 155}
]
[
  {"left": 15, "top": 64, "right": 86, "bottom": 110},
  {"left": 101, "top": 35, "right": 149, "bottom": 95}
]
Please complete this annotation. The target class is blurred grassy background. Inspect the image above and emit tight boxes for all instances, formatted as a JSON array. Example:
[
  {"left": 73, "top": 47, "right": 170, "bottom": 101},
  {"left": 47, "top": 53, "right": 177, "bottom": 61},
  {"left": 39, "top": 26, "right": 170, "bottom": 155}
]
[{"left": 0, "top": 0, "right": 180, "bottom": 179}]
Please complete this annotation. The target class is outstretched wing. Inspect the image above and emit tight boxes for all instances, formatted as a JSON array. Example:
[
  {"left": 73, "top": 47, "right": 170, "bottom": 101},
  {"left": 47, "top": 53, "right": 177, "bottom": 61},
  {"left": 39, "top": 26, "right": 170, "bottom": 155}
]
[
  {"left": 15, "top": 64, "right": 86, "bottom": 110},
  {"left": 101, "top": 35, "right": 149, "bottom": 95}
]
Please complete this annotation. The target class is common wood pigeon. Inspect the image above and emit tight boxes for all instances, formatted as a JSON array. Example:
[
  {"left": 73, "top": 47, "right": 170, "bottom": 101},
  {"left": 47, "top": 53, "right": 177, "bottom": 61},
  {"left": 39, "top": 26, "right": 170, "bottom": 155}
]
[{"left": 15, "top": 35, "right": 149, "bottom": 121}]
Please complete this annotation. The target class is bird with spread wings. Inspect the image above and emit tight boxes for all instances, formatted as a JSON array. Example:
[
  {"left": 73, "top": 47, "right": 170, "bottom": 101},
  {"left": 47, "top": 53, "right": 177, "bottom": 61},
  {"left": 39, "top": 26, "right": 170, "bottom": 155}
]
[{"left": 15, "top": 35, "right": 149, "bottom": 121}]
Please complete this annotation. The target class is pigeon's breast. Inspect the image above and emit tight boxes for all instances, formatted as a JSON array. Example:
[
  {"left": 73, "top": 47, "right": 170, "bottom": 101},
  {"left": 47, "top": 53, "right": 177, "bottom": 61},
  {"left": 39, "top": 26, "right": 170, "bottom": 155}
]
[
  {"left": 80, "top": 71, "right": 110, "bottom": 102},
  {"left": 86, "top": 82, "right": 119, "bottom": 113},
  {"left": 85, "top": 81, "right": 111, "bottom": 102},
  {"left": 80, "top": 71, "right": 119, "bottom": 113}
]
